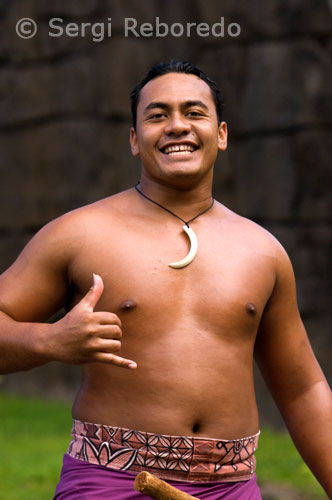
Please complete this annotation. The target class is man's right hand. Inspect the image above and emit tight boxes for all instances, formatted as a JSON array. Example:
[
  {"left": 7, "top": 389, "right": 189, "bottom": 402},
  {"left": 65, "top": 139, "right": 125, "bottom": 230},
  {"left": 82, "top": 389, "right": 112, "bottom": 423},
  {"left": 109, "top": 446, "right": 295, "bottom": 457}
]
[{"left": 48, "top": 274, "right": 137, "bottom": 369}]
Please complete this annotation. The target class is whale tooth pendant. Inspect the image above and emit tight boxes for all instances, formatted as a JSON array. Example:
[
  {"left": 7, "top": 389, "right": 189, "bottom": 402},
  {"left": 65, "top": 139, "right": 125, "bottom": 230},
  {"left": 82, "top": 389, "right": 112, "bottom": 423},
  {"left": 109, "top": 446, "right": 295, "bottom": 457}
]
[{"left": 168, "top": 225, "right": 198, "bottom": 269}]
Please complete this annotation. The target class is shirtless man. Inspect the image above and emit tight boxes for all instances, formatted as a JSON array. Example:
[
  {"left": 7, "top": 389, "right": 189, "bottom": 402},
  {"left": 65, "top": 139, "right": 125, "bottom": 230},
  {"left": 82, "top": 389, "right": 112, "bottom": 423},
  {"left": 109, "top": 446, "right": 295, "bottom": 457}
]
[{"left": 0, "top": 61, "right": 331, "bottom": 500}]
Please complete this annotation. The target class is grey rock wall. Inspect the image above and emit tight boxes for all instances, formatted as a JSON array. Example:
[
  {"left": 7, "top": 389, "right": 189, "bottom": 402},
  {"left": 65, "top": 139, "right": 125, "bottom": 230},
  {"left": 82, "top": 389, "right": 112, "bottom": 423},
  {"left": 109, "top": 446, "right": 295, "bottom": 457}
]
[{"left": 0, "top": 0, "right": 331, "bottom": 428}]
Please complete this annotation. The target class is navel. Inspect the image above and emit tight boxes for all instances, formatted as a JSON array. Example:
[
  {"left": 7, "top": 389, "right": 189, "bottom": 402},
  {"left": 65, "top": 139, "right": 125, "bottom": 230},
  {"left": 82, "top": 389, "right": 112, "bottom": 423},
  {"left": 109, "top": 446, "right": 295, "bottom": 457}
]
[
  {"left": 192, "top": 422, "right": 201, "bottom": 434},
  {"left": 119, "top": 300, "right": 137, "bottom": 312},
  {"left": 245, "top": 302, "right": 257, "bottom": 316}
]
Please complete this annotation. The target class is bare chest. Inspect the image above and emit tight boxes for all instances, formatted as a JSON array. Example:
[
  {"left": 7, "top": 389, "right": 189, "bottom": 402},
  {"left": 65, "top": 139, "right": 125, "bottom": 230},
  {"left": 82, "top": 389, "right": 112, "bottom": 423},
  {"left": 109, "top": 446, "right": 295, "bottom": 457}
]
[{"left": 68, "top": 218, "right": 276, "bottom": 339}]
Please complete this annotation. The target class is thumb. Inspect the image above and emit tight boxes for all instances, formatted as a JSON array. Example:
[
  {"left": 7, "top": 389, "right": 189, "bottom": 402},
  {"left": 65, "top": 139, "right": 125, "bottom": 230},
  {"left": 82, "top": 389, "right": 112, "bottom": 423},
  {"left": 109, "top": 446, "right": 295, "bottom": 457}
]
[{"left": 81, "top": 273, "right": 104, "bottom": 311}]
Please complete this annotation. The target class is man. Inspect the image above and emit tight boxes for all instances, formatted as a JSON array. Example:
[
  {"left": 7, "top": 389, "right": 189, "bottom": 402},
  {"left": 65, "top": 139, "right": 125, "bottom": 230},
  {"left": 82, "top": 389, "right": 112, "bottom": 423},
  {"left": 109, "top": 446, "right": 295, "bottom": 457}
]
[{"left": 0, "top": 61, "right": 331, "bottom": 499}]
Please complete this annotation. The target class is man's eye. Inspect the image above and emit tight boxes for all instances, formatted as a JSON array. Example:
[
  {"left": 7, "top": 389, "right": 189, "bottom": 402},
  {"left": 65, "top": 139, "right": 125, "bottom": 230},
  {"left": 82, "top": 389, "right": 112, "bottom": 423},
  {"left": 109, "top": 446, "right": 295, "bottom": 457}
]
[
  {"left": 150, "top": 113, "right": 166, "bottom": 119},
  {"left": 187, "top": 111, "right": 203, "bottom": 117}
]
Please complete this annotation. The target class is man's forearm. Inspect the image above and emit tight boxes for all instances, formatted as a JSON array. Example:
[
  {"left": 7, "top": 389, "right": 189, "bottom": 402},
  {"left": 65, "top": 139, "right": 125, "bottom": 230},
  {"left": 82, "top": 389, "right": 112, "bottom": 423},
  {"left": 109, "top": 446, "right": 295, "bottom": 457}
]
[
  {"left": 0, "top": 311, "right": 53, "bottom": 374},
  {"left": 281, "top": 380, "right": 332, "bottom": 498}
]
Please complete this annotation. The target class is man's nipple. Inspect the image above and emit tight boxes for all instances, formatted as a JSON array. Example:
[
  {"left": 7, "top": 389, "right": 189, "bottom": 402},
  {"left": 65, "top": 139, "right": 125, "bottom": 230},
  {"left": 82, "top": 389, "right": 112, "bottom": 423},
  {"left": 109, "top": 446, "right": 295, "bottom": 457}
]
[
  {"left": 119, "top": 300, "right": 137, "bottom": 312},
  {"left": 245, "top": 302, "right": 257, "bottom": 316}
]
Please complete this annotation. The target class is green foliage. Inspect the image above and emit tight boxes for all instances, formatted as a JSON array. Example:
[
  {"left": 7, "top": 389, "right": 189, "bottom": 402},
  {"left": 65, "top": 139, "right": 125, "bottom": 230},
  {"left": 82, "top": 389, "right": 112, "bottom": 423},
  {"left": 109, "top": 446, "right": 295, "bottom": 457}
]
[{"left": 0, "top": 394, "right": 327, "bottom": 499}]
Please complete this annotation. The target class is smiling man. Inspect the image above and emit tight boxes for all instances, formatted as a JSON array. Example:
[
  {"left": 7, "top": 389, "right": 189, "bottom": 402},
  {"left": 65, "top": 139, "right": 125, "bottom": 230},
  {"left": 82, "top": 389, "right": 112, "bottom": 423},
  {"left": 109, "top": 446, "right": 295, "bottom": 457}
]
[{"left": 0, "top": 61, "right": 331, "bottom": 500}]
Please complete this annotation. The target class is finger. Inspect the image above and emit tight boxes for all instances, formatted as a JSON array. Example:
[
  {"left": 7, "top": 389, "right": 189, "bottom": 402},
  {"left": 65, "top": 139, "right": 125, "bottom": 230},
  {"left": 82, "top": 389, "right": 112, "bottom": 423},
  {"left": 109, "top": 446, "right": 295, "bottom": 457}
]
[
  {"left": 80, "top": 273, "right": 104, "bottom": 311},
  {"left": 93, "top": 311, "right": 122, "bottom": 328},
  {"left": 94, "top": 338, "right": 122, "bottom": 352},
  {"left": 96, "top": 325, "right": 122, "bottom": 340},
  {"left": 92, "top": 352, "right": 137, "bottom": 369}
]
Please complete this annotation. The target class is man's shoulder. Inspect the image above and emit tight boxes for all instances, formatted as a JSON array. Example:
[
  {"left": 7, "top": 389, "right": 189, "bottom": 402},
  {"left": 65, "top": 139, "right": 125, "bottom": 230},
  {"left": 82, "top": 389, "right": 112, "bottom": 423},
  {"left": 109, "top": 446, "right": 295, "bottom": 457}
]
[
  {"left": 43, "top": 190, "right": 130, "bottom": 235},
  {"left": 25, "top": 191, "right": 131, "bottom": 258},
  {"left": 218, "top": 203, "right": 287, "bottom": 259}
]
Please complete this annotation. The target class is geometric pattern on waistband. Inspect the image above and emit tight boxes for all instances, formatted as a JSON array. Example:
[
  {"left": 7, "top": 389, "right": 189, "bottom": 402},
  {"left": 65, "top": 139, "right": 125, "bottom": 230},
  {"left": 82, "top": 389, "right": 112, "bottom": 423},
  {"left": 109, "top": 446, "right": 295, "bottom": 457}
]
[{"left": 67, "top": 420, "right": 260, "bottom": 482}]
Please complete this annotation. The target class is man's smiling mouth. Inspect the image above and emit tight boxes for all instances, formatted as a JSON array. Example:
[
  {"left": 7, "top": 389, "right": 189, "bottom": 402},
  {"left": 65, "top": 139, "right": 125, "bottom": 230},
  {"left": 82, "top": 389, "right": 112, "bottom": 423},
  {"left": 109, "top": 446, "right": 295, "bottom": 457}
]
[{"left": 160, "top": 143, "right": 199, "bottom": 155}]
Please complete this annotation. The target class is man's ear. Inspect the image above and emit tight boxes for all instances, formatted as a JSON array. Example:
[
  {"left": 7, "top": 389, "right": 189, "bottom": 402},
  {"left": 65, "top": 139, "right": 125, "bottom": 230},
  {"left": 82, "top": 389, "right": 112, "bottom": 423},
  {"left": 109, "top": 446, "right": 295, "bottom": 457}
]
[
  {"left": 130, "top": 127, "right": 140, "bottom": 156},
  {"left": 217, "top": 122, "right": 228, "bottom": 151}
]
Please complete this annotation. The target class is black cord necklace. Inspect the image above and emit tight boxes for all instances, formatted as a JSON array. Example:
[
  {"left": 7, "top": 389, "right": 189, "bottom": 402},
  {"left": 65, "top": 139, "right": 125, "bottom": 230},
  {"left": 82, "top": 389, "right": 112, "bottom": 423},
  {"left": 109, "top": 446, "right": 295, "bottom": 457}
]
[{"left": 134, "top": 182, "right": 214, "bottom": 269}]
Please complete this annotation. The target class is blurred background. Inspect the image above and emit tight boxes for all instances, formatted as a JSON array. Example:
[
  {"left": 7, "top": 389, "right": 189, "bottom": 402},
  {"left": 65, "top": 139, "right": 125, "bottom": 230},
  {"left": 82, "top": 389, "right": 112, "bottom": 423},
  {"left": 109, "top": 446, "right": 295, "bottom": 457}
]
[{"left": 0, "top": 0, "right": 331, "bottom": 432}]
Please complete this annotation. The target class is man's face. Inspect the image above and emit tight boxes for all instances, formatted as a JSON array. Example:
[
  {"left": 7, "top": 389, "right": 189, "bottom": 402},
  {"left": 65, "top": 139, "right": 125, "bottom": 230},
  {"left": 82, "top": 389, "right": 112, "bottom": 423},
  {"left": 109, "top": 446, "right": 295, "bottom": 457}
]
[{"left": 130, "top": 73, "right": 227, "bottom": 187}]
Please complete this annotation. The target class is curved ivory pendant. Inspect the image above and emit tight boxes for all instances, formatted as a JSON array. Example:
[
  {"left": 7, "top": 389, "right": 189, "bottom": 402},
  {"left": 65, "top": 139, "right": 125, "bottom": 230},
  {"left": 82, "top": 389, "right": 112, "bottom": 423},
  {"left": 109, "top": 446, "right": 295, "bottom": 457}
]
[{"left": 168, "top": 225, "right": 198, "bottom": 269}]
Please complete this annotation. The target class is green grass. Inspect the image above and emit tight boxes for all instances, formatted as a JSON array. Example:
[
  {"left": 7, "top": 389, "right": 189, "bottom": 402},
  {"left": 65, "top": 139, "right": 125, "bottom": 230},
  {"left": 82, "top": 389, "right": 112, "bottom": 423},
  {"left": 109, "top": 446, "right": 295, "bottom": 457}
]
[
  {"left": 0, "top": 393, "right": 327, "bottom": 499},
  {"left": 256, "top": 428, "right": 326, "bottom": 497},
  {"left": 0, "top": 393, "right": 72, "bottom": 500}
]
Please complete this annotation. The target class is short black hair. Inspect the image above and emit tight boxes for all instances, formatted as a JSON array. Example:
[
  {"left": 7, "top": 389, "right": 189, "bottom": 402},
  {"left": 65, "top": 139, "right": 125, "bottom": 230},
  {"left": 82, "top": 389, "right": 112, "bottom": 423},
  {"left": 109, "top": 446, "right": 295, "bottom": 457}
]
[{"left": 130, "top": 60, "right": 224, "bottom": 129}]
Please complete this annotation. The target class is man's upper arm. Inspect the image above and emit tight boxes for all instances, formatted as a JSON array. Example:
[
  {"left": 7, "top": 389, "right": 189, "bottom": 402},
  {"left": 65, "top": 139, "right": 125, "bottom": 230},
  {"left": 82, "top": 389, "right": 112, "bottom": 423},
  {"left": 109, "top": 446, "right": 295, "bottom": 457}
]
[
  {"left": 255, "top": 241, "right": 325, "bottom": 409},
  {"left": 0, "top": 216, "right": 75, "bottom": 322}
]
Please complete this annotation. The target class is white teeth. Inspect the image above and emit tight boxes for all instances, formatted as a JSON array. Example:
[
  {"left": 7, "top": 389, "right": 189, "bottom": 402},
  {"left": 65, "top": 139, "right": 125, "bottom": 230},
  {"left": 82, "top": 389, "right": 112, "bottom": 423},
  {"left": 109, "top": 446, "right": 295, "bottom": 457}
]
[
  {"left": 163, "top": 144, "right": 195, "bottom": 154},
  {"left": 168, "top": 150, "right": 192, "bottom": 155}
]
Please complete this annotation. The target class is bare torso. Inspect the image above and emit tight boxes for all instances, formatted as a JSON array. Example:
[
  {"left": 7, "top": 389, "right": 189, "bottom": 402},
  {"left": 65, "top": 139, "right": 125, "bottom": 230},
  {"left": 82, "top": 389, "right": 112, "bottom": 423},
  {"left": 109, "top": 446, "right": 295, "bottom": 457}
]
[{"left": 65, "top": 189, "right": 276, "bottom": 439}]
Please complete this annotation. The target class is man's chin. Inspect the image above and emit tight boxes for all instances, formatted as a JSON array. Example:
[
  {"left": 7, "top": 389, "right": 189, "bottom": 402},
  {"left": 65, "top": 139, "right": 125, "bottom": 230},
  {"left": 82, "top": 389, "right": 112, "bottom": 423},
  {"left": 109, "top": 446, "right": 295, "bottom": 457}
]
[{"left": 157, "top": 167, "right": 209, "bottom": 189}]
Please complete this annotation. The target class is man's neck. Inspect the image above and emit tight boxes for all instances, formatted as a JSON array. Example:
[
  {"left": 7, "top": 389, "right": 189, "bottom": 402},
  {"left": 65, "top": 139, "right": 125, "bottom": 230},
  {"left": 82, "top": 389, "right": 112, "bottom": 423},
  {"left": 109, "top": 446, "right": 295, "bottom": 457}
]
[{"left": 137, "top": 176, "right": 214, "bottom": 218}]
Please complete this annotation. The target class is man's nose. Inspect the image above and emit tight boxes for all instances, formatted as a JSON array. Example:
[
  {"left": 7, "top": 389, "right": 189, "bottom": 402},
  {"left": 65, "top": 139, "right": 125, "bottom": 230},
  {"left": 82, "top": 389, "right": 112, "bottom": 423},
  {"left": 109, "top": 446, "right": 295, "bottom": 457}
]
[{"left": 164, "top": 113, "right": 191, "bottom": 135}]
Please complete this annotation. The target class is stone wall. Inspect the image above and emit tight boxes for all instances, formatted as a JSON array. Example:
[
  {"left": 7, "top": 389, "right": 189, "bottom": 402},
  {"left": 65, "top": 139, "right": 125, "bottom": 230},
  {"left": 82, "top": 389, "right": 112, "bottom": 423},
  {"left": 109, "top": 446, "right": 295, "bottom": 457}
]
[{"left": 0, "top": 0, "right": 331, "bottom": 428}]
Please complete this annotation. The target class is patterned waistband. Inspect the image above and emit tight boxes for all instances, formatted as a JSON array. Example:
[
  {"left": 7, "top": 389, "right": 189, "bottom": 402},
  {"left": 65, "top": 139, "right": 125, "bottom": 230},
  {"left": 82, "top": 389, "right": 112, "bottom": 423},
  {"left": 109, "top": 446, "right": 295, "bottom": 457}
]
[{"left": 67, "top": 420, "right": 260, "bottom": 483}]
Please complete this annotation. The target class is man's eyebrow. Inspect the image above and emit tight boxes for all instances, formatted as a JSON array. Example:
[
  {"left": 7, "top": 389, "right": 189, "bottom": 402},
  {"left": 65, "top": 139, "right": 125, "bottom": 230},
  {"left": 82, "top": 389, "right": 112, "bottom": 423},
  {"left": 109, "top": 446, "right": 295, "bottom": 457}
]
[
  {"left": 143, "top": 100, "right": 209, "bottom": 114},
  {"left": 183, "top": 100, "right": 209, "bottom": 110},
  {"left": 143, "top": 102, "right": 170, "bottom": 113}
]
